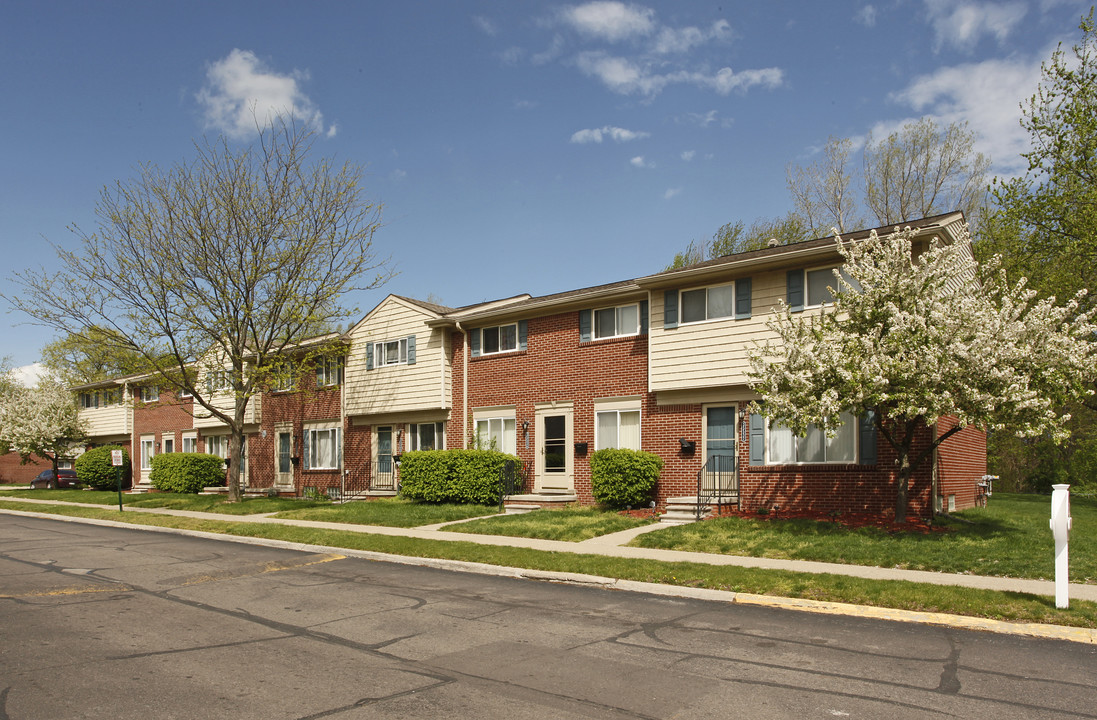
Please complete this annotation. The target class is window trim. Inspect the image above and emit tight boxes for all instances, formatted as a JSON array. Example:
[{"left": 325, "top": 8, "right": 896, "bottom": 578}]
[
  {"left": 473, "top": 406, "right": 517, "bottom": 454},
  {"left": 480, "top": 323, "right": 519, "bottom": 355},
  {"left": 316, "top": 356, "right": 345, "bottom": 387},
  {"left": 593, "top": 303, "right": 641, "bottom": 340},
  {"left": 181, "top": 433, "right": 198, "bottom": 454},
  {"left": 303, "top": 421, "right": 343, "bottom": 470},
  {"left": 593, "top": 397, "right": 642, "bottom": 451},
  {"left": 374, "top": 338, "right": 409, "bottom": 367},
  {"left": 760, "top": 412, "right": 859, "bottom": 465},
  {"left": 140, "top": 385, "right": 159, "bottom": 403},
  {"left": 802, "top": 265, "right": 860, "bottom": 309},
  {"left": 410, "top": 421, "right": 445, "bottom": 451}
]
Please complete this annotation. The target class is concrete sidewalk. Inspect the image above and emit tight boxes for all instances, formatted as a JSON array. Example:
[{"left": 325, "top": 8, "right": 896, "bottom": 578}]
[{"left": 2, "top": 495, "right": 1094, "bottom": 604}]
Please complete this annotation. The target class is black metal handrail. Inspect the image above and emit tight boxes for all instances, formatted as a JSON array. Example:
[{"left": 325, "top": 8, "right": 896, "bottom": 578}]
[
  {"left": 695, "top": 454, "right": 738, "bottom": 520},
  {"left": 498, "top": 459, "right": 533, "bottom": 508}
]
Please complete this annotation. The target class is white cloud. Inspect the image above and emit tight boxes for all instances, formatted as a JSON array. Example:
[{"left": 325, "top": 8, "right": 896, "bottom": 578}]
[
  {"left": 652, "top": 20, "right": 731, "bottom": 54},
  {"left": 569, "top": 125, "right": 650, "bottom": 143},
  {"left": 473, "top": 15, "right": 498, "bottom": 36},
  {"left": 855, "top": 5, "right": 877, "bottom": 27},
  {"left": 664, "top": 187, "right": 682, "bottom": 200},
  {"left": 630, "top": 155, "right": 655, "bottom": 168},
  {"left": 887, "top": 53, "right": 1047, "bottom": 175},
  {"left": 196, "top": 49, "right": 332, "bottom": 140},
  {"left": 11, "top": 363, "right": 47, "bottom": 388},
  {"left": 575, "top": 51, "right": 783, "bottom": 96},
  {"left": 923, "top": 0, "right": 1027, "bottom": 52},
  {"left": 561, "top": 2, "right": 655, "bottom": 41},
  {"left": 681, "top": 150, "right": 696, "bottom": 161}
]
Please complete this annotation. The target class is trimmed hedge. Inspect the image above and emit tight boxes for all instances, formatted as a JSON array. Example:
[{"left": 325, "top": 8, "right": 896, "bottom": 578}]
[
  {"left": 75, "top": 445, "right": 132, "bottom": 490},
  {"left": 590, "top": 448, "right": 663, "bottom": 508},
  {"left": 399, "top": 449, "right": 519, "bottom": 504},
  {"left": 150, "top": 453, "right": 226, "bottom": 494}
]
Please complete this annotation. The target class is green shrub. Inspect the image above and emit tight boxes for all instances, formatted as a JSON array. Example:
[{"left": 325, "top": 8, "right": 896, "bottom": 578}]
[
  {"left": 150, "top": 453, "right": 226, "bottom": 494},
  {"left": 399, "top": 449, "right": 519, "bottom": 504},
  {"left": 75, "top": 445, "right": 132, "bottom": 490},
  {"left": 590, "top": 448, "right": 663, "bottom": 508}
]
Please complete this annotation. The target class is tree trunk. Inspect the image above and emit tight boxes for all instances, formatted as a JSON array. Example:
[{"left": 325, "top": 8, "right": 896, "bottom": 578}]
[
  {"left": 894, "top": 450, "right": 912, "bottom": 523},
  {"left": 227, "top": 425, "right": 244, "bottom": 502}
]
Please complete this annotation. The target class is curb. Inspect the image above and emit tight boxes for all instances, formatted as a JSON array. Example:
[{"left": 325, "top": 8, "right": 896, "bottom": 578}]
[{"left": 4, "top": 507, "right": 1095, "bottom": 645}]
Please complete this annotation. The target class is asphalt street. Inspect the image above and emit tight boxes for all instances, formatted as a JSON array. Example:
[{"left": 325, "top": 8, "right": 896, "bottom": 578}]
[{"left": 2, "top": 515, "right": 1095, "bottom": 719}]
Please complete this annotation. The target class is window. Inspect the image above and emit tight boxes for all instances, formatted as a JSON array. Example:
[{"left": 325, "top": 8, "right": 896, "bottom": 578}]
[
  {"left": 179, "top": 387, "right": 193, "bottom": 398},
  {"left": 316, "top": 356, "right": 344, "bottom": 387},
  {"left": 594, "top": 407, "right": 641, "bottom": 451},
  {"left": 476, "top": 417, "right": 516, "bottom": 454},
  {"left": 805, "top": 267, "right": 860, "bottom": 307},
  {"left": 140, "top": 437, "right": 154, "bottom": 471},
  {"left": 680, "top": 284, "right": 735, "bottom": 324},
  {"left": 79, "top": 392, "right": 99, "bottom": 409},
  {"left": 140, "top": 386, "right": 159, "bottom": 403},
  {"left": 594, "top": 304, "right": 639, "bottom": 339},
  {"left": 206, "top": 371, "right": 231, "bottom": 395},
  {"left": 277, "top": 432, "right": 292, "bottom": 474},
  {"left": 304, "top": 424, "right": 342, "bottom": 470},
  {"left": 482, "top": 324, "right": 518, "bottom": 355},
  {"left": 376, "top": 338, "right": 408, "bottom": 366},
  {"left": 765, "top": 412, "right": 857, "bottom": 464},
  {"left": 272, "top": 362, "right": 296, "bottom": 392},
  {"left": 181, "top": 434, "right": 197, "bottom": 453},
  {"left": 205, "top": 435, "right": 228, "bottom": 459},
  {"left": 162, "top": 436, "right": 174, "bottom": 454},
  {"left": 410, "top": 422, "right": 445, "bottom": 451}
]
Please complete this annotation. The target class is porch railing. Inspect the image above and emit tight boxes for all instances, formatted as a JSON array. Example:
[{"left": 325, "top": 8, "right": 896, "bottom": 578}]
[
  {"left": 498, "top": 459, "right": 533, "bottom": 508},
  {"left": 696, "top": 454, "right": 739, "bottom": 521}
]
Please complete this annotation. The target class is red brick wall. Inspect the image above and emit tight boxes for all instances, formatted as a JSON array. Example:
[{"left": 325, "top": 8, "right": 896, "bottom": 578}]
[
  {"left": 0, "top": 451, "right": 49, "bottom": 484},
  {"left": 133, "top": 389, "right": 195, "bottom": 480},
  {"left": 936, "top": 416, "right": 987, "bottom": 510}
]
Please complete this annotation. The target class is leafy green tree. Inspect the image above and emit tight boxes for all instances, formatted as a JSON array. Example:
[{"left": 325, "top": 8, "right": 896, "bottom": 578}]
[
  {"left": 666, "top": 212, "right": 810, "bottom": 270},
  {"left": 749, "top": 227, "right": 1097, "bottom": 522},
  {"left": 6, "top": 120, "right": 392, "bottom": 502},
  {"left": 40, "top": 327, "right": 148, "bottom": 386}
]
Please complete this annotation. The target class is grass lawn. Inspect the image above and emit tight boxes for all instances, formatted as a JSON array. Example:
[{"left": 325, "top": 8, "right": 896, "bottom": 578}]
[
  {"left": 1, "top": 498, "right": 1095, "bottom": 629},
  {"left": 447, "top": 506, "right": 655, "bottom": 541},
  {"left": 631, "top": 493, "right": 1097, "bottom": 584},
  {"left": 272, "top": 497, "right": 502, "bottom": 527},
  {"left": 0, "top": 488, "right": 326, "bottom": 514}
]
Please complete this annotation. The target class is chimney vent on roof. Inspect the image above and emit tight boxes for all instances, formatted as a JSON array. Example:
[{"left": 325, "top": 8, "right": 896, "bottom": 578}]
[{"left": 767, "top": 238, "right": 780, "bottom": 247}]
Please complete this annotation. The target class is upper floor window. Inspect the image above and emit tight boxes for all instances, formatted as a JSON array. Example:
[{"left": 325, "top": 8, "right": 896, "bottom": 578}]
[
  {"left": 79, "top": 392, "right": 99, "bottom": 409},
  {"left": 594, "top": 304, "right": 639, "bottom": 340},
  {"left": 206, "top": 371, "right": 231, "bottom": 395},
  {"left": 482, "top": 324, "right": 517, "bottom": 354},
  {"left": 316, "top": 356, "right": 344, "bottom": 387},
  {"left": 271, "top": 362, "right": 296, "bottom": 392},
  {"left": 789, "top": 266, "right": 860, "bottom": 311},
  {"left": 680, "top": 283, "right": 735, "bottom": 324},
  {"left": 140, "top": 386, "right": 159, "bottom": 403},
  {"left": 377, "top": 338, "right": 408, "bottom": 366}
]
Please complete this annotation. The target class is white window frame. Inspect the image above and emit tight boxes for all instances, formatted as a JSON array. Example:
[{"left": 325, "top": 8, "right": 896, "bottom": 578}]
[
  {"left": 140, "top": 385, "right": 159, "bottom": 403},
  {"left": 410, "top": 421, "right": 445, "bottom": 451},
  {"left": 679, "top": 283, "right": 735, "bottom": 325},
  {"left": 763, "top": 412, "right": 858, "bottom": 465},
  {"left": 473, "top": 406, "right": 517, "bottom": 454},
  {"left": 162, "top": 435, "right": 174, "bottom": 454},
  {"left": 480, "top": 324, "right": 518, "bottom": 355},
  {"left": 374, "top": 338, "right": 409, "bottom": 367},
  {"left": 593, "top": 397, "right": 642, "bottom": 451},
  {"left": 304, "top": 421, "right": 343, "bottom": 470},
  {"left": 205, "top": 434, "right": 229, "bottom": 459},
  {"left": 593, "top": 303, "right": 640, "bottom": 340},
  {"left": 272, "top": 362, "right": 296, "bottom": 393},
  {"left": 804, "top": 266, "right": 860, "bottom": 308},
  {"left": 316, "top": 356, "right": 344, "bottom": 387},
  {"left": 79, "top": 392, "right": 100, "bottom": 409},
  {"left": 181, "top": 433, "right": 198, "bottom": 454},
  {"left": 140, "top": 436, "right": 155, "bottom": 471}
]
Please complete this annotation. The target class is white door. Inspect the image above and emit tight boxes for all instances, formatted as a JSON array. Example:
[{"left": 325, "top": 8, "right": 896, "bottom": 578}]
[{"left": 535, "top": 406, "right": 573, "bottom": 492}]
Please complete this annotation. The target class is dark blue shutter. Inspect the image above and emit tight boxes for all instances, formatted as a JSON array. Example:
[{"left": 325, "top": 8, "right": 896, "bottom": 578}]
[
  {"left": 407, "top": 335, "right": 416, "bottom": 365},
  {"left": 579, "top": 310, "right": 591, "bottom": 343},
  {"left": 735, "top": 277, "right": 752, "bottom": 319},
  {"left": 639, "top": 300, "right": 649, "bottom": 334},
  {"left": 749, "top": 413, "right": 765, "bottom": 465},
  {"left": 518, "top": 320, "right": 528, "bottom": 351},
  {"left": 787, "top": 270, "right": 804, "bottom": 312},
  {"left": 366, "top": 343, "right": 373, "bottom": 370},
  {"left": 664, "top": 289, "right": 679, "bottom": 329},
  {"left": 859, "top": 411, "right": 877, "bottom": 465},
  {"left": 303, "top": 431, "right": 311, "bottom": 470},
  {"left": 470, "top": 329, "right": 481, "bottom": 357},
  {"left": 336, "top": 427, "right": 343, "bottom": 468}
]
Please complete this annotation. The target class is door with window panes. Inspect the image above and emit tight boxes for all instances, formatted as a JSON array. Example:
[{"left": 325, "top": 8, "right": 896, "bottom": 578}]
[
  {"left": 703, "top": 406, "right": 738, "bottom": 493},
  {"left": 535, "top": 405, "right": 573, "bottom": 493},
  {"left": 275, "top": 429, "right": 293, "bottom": 490}
]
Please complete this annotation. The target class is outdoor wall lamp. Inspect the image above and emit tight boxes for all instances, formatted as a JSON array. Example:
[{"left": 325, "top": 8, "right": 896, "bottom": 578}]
[
  {"left": 522, "top": 420, "right": 530, "bottom": 433},
  {"left": 679, "top": 438, "right": 696, "bottom": 454}
]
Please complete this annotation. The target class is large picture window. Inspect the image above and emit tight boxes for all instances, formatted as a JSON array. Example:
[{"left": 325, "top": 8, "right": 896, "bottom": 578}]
[
  {"left": 304, "top": 424, "right": 342, "bottom": 470},
  {"left": 476, "top": 417, "right": 516, "bottom": 454},
  {"left": 410, "top": 422, "right": 445, "bottom": 451},
  {"left": 766, "top": 412, "right": 857, "bottom": 464}
]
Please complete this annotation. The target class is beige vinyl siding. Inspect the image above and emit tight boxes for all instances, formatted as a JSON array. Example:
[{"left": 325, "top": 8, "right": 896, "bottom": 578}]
[
  {"left": 344, "top": 298, "right": 451, "bottom": 417},
  {"left": 80, "top": 404, "right": 132, "bottom": 438},
  {"left": 649, "top": 271, "right": 785, "bottom": 392},
  {"left": 192, "top": 392, "right": 260, "bottom": 428}
]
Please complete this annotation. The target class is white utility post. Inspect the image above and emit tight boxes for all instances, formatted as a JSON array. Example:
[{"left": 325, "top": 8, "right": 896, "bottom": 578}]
[{"left": 1049, "top": 484, "right": 1072, "bottom": 609}]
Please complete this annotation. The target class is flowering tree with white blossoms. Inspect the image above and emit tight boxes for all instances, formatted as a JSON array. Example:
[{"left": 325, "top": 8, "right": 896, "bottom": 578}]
[
  {"left": 748, "top": 226, "right": 1097, "bottom": 522},
  {"left": 0, "top": 376, "right": 86, "bottom": 476}
]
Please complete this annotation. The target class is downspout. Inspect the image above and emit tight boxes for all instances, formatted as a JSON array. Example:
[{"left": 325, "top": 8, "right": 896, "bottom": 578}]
[{"left": 455, "top": 321, "right": 469, "bottom": 449}]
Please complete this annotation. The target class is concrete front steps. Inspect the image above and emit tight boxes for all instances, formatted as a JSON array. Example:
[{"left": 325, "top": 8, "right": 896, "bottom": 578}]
[{"left": 660, "top": 496, "right": 740, "bottom": 525}]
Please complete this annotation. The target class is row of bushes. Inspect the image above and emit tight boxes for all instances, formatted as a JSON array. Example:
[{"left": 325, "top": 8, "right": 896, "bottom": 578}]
[
  {"left": 399, "top": 447, "right": 663, "bottom": 508},
  {"left": 72, "top": 445, "right": 225, "bottom": 494}
]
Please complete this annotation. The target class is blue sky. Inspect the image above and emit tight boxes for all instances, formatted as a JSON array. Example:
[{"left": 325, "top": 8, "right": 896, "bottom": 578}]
[{"left": 0, "top": 0, "right": 1090, "bottom": 373}]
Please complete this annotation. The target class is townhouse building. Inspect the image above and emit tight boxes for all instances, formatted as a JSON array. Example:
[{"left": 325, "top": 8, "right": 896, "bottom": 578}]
[{"left": 71, "top": 212, "right": 986, "bottom": 520}]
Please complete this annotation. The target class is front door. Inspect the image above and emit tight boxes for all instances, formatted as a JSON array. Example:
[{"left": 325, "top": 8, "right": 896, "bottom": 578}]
[
  {"left": 275, "top": 430, "right": 293, "bottom": 490},
  {"left": 704, "top": 406, "right": 738, "bottom": 494},
  {"left": 535, "top": 405, "right": 573, "bottom": 493},
  {"left": 375, "top": 426, "right": 395, "bottom": 490}
]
